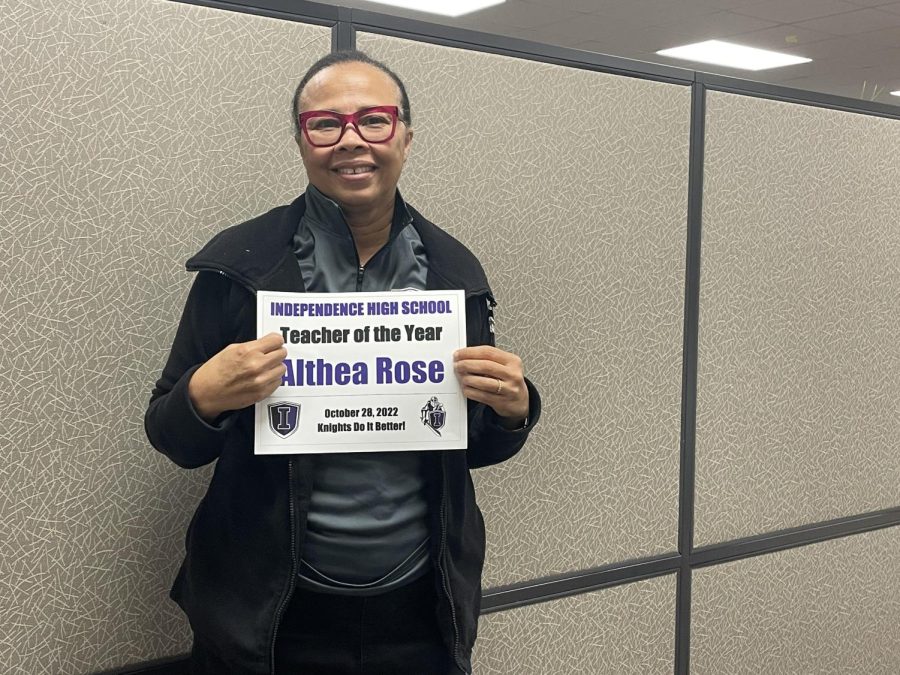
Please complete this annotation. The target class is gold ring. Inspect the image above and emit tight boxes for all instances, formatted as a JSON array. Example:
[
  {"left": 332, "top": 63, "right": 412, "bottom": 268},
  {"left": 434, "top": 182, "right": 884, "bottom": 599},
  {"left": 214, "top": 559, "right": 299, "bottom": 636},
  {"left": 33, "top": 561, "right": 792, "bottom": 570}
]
[{"left": 495, "top": 379, "right": 503, "bottom": 395}]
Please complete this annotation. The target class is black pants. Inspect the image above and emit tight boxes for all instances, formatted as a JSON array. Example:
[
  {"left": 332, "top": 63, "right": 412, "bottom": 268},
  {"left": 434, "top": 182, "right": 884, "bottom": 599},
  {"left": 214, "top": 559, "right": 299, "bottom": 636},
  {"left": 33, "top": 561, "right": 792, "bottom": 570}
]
[{"left": 191, "top": 573, "right": 465, "bottom": 675}]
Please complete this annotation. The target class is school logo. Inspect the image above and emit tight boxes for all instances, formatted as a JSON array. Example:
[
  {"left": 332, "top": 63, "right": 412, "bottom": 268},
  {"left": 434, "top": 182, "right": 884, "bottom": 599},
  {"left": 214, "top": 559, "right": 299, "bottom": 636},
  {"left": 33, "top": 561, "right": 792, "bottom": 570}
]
[
  {"left": 268, "top": 401, "right": 301, "bottom": 438},
  {"left": 420, "top": 397, "right": 446, "bottom": 436}
]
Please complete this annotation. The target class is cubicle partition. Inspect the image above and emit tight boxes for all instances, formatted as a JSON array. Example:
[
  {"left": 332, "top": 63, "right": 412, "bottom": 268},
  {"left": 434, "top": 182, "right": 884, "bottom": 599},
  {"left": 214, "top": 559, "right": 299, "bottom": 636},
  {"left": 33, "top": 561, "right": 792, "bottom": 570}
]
[
  {"left": 1, "top": 1, "right": 898, "bottom": 673},
  {"left": 356, "top": 30, "right": 691, "bottom": 587},
  {"left": 1, "top": 1, "right": 326, "bottom": 672}
]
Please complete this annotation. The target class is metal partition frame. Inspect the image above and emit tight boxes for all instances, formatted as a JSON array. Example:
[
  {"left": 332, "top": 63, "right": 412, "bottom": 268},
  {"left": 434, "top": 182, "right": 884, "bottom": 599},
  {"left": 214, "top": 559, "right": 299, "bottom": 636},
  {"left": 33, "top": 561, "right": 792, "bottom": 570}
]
[{"left": 100, "top": 2, "right": 900, "bottom": 673}]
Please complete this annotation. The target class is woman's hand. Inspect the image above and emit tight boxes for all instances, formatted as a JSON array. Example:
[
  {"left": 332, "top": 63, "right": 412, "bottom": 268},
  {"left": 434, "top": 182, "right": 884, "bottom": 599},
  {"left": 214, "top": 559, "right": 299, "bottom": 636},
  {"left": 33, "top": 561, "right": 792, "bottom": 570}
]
[
  {"left": 188, "top": 333, "right": 287, "bottom": 422},
  {"left": 453, "top": 346, "right": 529, "bottom": 428}
]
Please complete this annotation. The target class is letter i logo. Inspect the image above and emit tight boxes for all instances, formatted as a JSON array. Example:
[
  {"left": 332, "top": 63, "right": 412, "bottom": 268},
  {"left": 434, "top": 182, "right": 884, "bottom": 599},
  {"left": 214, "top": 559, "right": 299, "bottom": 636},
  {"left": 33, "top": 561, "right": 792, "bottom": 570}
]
[
  {"left": 267, "top": 402, "right": 301, "bottom": 438},
  {"left": 420, "top": 397, "right": 446, "bottom": 436}
]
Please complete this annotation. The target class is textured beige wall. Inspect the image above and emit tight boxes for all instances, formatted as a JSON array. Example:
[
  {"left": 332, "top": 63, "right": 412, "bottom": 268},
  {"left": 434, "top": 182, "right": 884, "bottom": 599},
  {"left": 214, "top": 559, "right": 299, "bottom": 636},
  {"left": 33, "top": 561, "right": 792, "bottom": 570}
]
[
  {"left": 474, "top": 574, "right": 676, "bottom": 674},
  {"left": 696, "top": 91, "right": 900, "bottom": 546},
  {"left": 358, "top": 32, "right": 691, "bottom": 586},
  {"left": 0, "top": 1, "right": 328, "bottom": 672},
  {"left": 692, "top": 525, "right": 900, "bottom": 674}
]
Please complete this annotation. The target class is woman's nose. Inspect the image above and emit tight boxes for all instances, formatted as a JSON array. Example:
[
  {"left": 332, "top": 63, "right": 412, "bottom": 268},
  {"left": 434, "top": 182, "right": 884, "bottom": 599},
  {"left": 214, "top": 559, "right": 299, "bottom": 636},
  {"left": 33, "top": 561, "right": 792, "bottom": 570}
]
[{"left": 335, "top": 123, "right": 367, "bottom": 149}]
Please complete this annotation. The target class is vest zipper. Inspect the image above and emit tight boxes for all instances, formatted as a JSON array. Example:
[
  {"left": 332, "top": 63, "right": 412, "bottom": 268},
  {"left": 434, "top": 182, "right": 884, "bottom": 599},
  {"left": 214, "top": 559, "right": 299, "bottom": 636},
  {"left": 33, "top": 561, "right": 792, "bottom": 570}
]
[
  {"left": 356, "top": 265, "right": 365, "bottom": 292},
  {"left": 437, "top": 454, "right": 462, "bottom": 669},
  {"left": 269, "top": 458, "right": 298, "bottom": 674}
]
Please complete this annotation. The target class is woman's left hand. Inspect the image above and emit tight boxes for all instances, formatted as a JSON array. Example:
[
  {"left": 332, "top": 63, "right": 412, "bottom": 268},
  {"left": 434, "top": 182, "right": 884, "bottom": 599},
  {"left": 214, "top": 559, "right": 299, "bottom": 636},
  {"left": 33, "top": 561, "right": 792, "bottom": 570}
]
[{"left": 453, "top": 346, "right": 529, "bottom": 428}]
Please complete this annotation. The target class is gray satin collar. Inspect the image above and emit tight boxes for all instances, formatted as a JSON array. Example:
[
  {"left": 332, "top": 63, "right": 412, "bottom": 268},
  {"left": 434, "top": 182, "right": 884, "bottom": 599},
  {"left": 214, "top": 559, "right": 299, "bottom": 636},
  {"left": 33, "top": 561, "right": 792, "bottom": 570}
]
[
  {"left": 300, "top": 184, "right": 412, "bottom": 246},
  {"left": 293, "top": 184, "right": 426, "bottom": 294}
]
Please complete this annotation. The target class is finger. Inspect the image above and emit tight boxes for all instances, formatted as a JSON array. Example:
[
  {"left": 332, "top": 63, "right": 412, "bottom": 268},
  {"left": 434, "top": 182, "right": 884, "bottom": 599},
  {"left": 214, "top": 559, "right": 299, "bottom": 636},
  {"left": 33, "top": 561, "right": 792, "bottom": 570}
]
[
  {"left": 462, "top": 384, "right": 529, "bottom": 420},
  {"left": 241, "top": 367, "right": 287, "bottom": 407},
  {"left": 254, "top": 332, "right": 287, "bottom": 353},
  {"left": 262, "top": 365, "right": 288, "bottom": 390},
  {"left": 460, "top": 384, "right": 494, "bottom": 407},
  {"left": 251, "top": 361, "right": 288, "bottom": 390},
  {"left": 454, "top": 358, "right": 516, "bottom": 380},
  {"left": 458, "top": 374, "right": 507, "bottom": 395},
  {"left": 454, "top": 346, "right": 516, "bottom": 364},
  {"left": 256, "top": 346, "right": 288, "bottom": 370}
]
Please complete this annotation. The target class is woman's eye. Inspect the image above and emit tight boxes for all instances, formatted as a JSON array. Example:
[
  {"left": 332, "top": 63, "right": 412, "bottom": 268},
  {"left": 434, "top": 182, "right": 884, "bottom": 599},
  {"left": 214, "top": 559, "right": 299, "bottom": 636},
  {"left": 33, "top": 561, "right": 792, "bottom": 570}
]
[
  {"left": 360, "top": 115, "right": 390, "bottom": 127},
  {"left": 308, "top": 118, "right": 340, "bottom": 130}
]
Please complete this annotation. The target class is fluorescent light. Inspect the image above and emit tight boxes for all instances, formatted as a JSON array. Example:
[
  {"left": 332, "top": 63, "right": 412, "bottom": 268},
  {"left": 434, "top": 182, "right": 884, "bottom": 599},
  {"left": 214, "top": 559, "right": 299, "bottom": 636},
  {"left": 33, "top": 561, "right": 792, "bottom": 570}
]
[
  {"left": 361, "top": 0, "right": 505, "bottom": 17},
  {"left": 657, "top": 40, "right": 811, "bottom": 71},
  {"left": 891, "top": 90, "right": 900, "bottom": 97}
]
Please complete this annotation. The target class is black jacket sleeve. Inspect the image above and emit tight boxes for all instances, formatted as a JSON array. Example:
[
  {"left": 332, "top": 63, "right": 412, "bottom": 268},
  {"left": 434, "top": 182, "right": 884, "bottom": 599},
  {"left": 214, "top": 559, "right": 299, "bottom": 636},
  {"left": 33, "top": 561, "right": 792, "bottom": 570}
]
[
  {"left": 144, "top": 271, "right": 249, "bottom": 469},
  {"left": 463, "top": 293, "right": 541, "bottom": 470}
]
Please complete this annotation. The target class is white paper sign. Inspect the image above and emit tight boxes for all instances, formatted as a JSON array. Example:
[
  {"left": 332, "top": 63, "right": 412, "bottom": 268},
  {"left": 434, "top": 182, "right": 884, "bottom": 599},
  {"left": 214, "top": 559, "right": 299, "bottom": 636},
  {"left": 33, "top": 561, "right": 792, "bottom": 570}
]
[{"left": 254, "top": 290, "right": 468, "bottom": 454}]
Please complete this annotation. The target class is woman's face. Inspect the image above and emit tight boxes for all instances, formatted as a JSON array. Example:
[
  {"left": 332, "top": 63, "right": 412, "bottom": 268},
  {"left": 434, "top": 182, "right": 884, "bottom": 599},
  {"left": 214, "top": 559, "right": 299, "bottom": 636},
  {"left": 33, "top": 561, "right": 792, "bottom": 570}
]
[{"left": 296, "top": 62, "right": 413, "bottom": 219}]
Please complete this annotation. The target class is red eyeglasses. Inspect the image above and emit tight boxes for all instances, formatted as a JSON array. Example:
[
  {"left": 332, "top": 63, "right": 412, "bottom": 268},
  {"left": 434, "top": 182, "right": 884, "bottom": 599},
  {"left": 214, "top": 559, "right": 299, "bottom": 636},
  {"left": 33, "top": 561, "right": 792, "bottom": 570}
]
[{"left": 298, "top": 106, "right": 402, "bottom": 147}]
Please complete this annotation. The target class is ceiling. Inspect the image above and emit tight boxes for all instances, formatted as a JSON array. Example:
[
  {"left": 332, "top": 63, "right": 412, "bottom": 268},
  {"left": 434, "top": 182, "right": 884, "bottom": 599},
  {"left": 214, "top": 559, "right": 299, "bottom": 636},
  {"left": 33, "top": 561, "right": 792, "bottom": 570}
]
[{"left": 317, "top": 0, "right": 900, "bottom": 107}]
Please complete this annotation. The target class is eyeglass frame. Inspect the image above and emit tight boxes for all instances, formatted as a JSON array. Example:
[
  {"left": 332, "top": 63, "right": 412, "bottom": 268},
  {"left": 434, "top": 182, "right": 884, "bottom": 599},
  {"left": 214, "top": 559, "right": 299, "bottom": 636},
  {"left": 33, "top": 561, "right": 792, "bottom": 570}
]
[{"left": 297, "top": 105, "right": 404, "bottom": 147}]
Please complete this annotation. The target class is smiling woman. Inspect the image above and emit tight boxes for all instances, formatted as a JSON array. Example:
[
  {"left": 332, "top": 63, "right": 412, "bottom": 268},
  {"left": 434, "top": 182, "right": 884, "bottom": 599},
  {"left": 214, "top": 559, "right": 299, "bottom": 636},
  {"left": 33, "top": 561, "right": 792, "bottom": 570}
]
[
  {"left": 293, "top": 59, "right": 414, "bottom": 258},
  {"left": 145, "top": 49, "right": 540, "bottom": 675}
]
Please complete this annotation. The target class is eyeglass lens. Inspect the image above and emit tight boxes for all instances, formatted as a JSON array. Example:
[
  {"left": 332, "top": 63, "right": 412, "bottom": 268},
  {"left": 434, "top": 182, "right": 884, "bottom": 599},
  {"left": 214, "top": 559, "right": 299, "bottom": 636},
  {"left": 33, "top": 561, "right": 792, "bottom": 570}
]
[{"left": 304, "top": 110, "right": 396, "bottom": 146}]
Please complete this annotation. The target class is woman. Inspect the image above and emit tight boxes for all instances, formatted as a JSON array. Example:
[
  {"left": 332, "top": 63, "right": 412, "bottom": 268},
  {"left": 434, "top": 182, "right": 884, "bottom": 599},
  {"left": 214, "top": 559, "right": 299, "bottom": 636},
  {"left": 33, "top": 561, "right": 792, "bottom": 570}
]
[{"left": 146, "top": 51, "right": 540, "bottom": 674}]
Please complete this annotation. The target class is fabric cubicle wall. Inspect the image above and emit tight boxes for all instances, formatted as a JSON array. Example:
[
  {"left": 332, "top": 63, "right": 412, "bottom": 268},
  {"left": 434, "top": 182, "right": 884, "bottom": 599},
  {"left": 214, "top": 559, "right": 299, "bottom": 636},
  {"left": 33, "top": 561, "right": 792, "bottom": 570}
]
[
  {"left": 357, "top": 31, "right": 691, "bottom": 673},
  {"left": 695, "top": 91, "right": 900, "bottom": 545},
  {"left": 0, "top": 1, "right": 327, "bottom": 672},
  {"left": 356, "top": 31, "right": 691, "bottom": 587},
  {"left": 689, "top": 88, "right": 900, "bottom": 674},
  {"left": 692, "top": 527, "right": 900, "bottom": 674}
]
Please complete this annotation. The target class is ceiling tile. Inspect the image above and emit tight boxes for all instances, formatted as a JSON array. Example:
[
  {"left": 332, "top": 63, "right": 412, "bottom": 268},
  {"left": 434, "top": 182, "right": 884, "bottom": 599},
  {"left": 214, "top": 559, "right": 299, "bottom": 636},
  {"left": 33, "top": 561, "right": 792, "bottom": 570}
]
[
  {"left": 843, "top": 0, "right": 899, "bottom": 6},
  {"left": 575, "top": 24, "right": 704, "bottom": 54},
  {"left": 733, "top": 0, "right": 860, "bottom": 24},
  {"left": 840, "top": 66, "right": 900, "bottom": 95},
  {"left": 727, "top": 24, "right": 837, "bottom": 50},
  {"left": 556, "top": 0, "right": 700, "bottom": 27},
  {"left": 746, "top": 55, "right": 853, "bottom": 78},
  {"left": 857, "top": 47, "right": 900, "bottom": 77},
  {"left": 522, "top": 0, "right": 632, "bottom": 13},
  {"left": 795, "top": 8, "right": 900, "bottom": 34},
  {"left": 688, "top": 0, "right": 777, "bottom": 9},
  {"left": 485, "top": 0, "right": 582, "bottom": 28},
  {"left": 658, "top": 10, "right": 780, "bottom": 37},
  {"left": 788, "top": 34, "right": 876, "bottom": 58},
  {"left": 608, "top": 4, "right": 718, "bottom": 28},
  {"left": 851, "top": 24, "right": 900, "bottom": 47},
  {"left": 539, "top": 13, "right": 646, "bottom": 44},
  {"left": 831, "top": 44, "right": 900, "bottom": 66}
]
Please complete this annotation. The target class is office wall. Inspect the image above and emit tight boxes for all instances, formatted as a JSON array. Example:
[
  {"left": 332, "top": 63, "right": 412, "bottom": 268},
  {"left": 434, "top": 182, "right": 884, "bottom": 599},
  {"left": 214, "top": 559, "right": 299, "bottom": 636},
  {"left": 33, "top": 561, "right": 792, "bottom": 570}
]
[
  {"left": 0, "top": 1, "right": 327, "bottom": 672},
  {"left": 474, "top": 574, "right": 675, "bottom": 674},
  {"left": 358, "top": 32, "right": 691, "bottom": 586},
  {"left": 695, "top": 91, "right": 900, "bottom": 546},
  {"left": 692, "top": 527, "right": 900, "bottom": 674}
]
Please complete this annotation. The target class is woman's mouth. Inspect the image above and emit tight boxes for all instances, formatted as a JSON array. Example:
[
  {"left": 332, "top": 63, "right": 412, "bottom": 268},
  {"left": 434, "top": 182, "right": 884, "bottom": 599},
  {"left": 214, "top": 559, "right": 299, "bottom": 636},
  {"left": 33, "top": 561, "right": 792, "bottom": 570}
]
[{"left": 335, "top": 166, "right": 375, "bottom": 175}]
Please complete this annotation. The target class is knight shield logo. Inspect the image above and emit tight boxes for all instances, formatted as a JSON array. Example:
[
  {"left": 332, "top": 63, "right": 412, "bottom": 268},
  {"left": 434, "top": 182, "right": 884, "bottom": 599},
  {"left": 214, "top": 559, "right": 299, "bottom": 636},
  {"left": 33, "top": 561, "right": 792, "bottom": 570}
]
[
  {"left": 420, "top": 397, "right": 446, "bottom": 436},
  {"left": 268, "top": 402, "right": 301, "bottom": 438}
]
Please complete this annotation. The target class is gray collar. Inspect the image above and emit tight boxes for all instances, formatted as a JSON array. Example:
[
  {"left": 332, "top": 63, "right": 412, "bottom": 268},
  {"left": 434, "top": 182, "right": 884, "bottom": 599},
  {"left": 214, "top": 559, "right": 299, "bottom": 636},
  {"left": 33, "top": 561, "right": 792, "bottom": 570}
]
[{"left": 301, "top": 184, "right": 413, "bottom": 244}]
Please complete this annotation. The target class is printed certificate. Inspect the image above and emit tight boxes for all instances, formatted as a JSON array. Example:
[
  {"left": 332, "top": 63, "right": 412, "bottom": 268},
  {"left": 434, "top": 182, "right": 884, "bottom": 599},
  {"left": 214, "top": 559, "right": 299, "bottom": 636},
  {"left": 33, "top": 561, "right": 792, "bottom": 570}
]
[{"left": 254, "top": 290, "right": 468, "bottom": 454}]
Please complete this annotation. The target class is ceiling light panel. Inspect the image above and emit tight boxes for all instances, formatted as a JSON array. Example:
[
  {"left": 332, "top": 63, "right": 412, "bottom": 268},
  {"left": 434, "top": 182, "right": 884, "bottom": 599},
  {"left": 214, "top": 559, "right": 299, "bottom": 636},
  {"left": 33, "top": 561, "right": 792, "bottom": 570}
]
[
  {"left": 361, "top": 0, "right": 505, "bottom": 17},
  {"left": 657, "top": 40, "right": 812, "bottom": 71}
]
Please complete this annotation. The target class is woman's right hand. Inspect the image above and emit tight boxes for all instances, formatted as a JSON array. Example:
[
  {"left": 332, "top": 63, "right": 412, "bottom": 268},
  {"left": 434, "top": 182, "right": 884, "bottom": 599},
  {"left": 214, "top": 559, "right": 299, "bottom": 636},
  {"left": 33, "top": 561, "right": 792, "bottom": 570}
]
[{"left": 188, "top": 332, "right": 288, "bottom": 422}]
